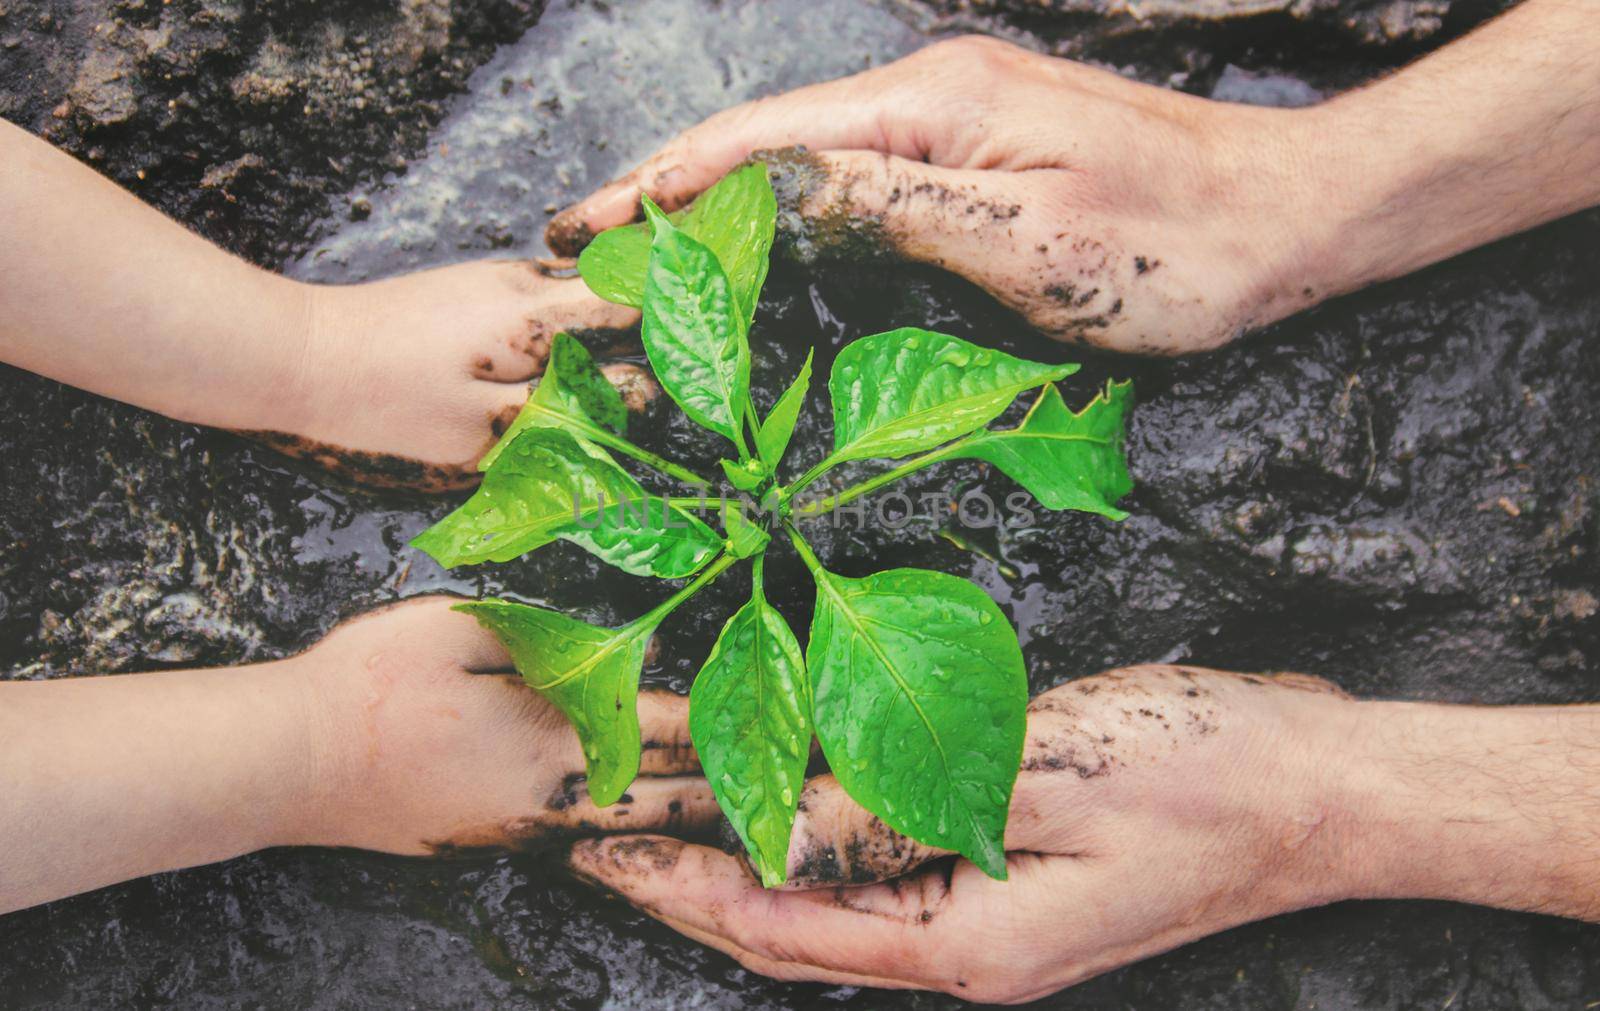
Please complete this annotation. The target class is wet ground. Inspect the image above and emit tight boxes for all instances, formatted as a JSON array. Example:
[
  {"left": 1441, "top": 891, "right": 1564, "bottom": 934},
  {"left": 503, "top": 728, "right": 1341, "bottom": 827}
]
[{"left": 3, "top": 0, "right": 1598, "bottom": 1007}]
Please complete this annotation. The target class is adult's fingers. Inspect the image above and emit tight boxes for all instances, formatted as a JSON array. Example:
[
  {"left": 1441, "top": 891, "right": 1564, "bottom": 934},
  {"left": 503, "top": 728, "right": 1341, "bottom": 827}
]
[
  {"left": 760, "top": 149, "right": 1032, "bottom": 298},
  {"left": 781, "top": 774, "right": 948, "bottom": 887},
  {"left": 568, "top": 836, "right": 952, "bottom": 989},
  {"left": 546, "top": 64, "right": 936, "bottom": 252},
  {"left": 779, "top": 762, "right": 1062, "bottom": 887}
]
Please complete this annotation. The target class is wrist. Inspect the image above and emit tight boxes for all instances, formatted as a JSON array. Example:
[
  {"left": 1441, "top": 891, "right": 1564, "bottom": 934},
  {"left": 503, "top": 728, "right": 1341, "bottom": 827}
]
[
  {"left": 160, "top": 271, "right": 320, "bottom": 434},
  {"left": 1320, "top": 700, "right": 1600, "bottom": 920}
]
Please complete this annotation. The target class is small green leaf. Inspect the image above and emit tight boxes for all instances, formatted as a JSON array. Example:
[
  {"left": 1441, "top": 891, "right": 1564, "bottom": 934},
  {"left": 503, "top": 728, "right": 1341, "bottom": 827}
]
[
  {"left": 414, "top": 427, "right": 719, "bottom": 577},
  {"left": 756, "top": 348, "right": 812, "bottom": 469},
  {"left": 457, "top": 599, "right": 654, "bottom": 806},
  {"left": 579, "top": 163, "right": 776, "bottom": 332},
  {"left": 722, "top": 507, "right": 770, "bottom": 559},
  {"left": 640, "top": 197, "right": 751, "bottom": 445},
  {"left": 690, "top": 571, "right": 809, "bottom": 886},
  {"left": 951, "top": 380, "right": 1134, "bottom": 520},
  {"left": 720, "top": 457, "right": 768, "bottom": 493},
  {"left": 828, "top": 328, "right": 1076, "bottom": 464},
  {"left": 479, "top": 333, "right": 627, "bottom": 471},
  {"left": 802, "top": 560, "right": 1026, "bottom": 880}
]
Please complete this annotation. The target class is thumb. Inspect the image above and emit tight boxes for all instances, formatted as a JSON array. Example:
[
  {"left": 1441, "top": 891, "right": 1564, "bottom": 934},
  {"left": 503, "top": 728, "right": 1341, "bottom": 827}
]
[
  {"left": 780, "top": 774, "right": 948, "bottom": 888},
  {"left": 546, "top": 64, "right": 934, "bottom": 254},
  {"left": 767, "top": 149, "right": 1032, "bottom": 298}
]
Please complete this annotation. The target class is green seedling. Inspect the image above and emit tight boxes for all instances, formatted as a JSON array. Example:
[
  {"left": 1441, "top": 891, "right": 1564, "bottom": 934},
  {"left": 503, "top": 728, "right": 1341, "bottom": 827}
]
[{"left": 413, "top": 163, "right": 1133, "bottom": 886}]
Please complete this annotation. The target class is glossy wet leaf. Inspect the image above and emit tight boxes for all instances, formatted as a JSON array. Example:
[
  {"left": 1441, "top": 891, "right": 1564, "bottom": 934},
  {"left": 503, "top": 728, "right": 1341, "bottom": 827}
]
[
  {"left": 803, "top": 564, "right": 1026, "bottom": 879},
  {"left": 828, "top": 328, "right": 1076, "bottom": 464},
  {"left": 640, "top": 197, "right": 750, "bottom": 444},
  {"left": 757, "top": 348, "right": 812, "bottom": 470},
  {"left": 690, "top": 576, "right": 810, "bottom": 886},
  {"left": 414, "top": 427, "right": 719, "bottom": 576},
  {"left": 479, "top": 332, "right": 628, "bottom": 471},
  {"left": 457, "top": 599, "right": 653, "bottom": 806},
  {"left": 950, "top": 380, "right": 1134, "bottom": 520},
  {"left": 579, "top": 162, "right": 776, "bottom": 331},
  {"left": 721, "top": 506, "right": 770, "bottom": 559}
]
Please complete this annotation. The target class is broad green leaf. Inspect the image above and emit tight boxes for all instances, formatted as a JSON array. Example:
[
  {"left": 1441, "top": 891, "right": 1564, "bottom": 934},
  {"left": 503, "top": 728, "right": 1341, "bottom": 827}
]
[
  {"left": 720, "top": 457, "right": 768, "bottom": 493},
  {"left": 457, "top": 599, "right": 653, "bottom": 806},
  {"left": 479, "top": 333, "right": 628, "bottom": 471},
  {"left": 756, "top": 348, "right": 812, "bottom": 469},
  {"left": 722, "top": 507, "right": 770, "bottom": 559},
  {"left": 951, "top": 380, "right": 1134, "bottom": 520},
  {"left": 804, "top": 564, "right": 1026, "bottom": 880},
  {"left": 579, "top": 162, "right": 776, "bottom": 332},
  {"left": 413, "top": 427, "right": 719, "bottom": 577},
  {"left": 640, "top": 197, "right": 751, "bottom": 444},
  {"left": 690, "top": 573, "right": 810, "bottom": 886},
  {"left": 828, "top": 328, "right": 1076, "bottom": 464}
]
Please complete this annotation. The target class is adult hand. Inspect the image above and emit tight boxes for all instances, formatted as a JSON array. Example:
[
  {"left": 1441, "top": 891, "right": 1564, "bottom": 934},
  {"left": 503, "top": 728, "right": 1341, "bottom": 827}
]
[
  {"left": 549, "top": 37, "right": 1319, "bottom": 354},
  {"left": 552, "top": 1, "right": 1600, "bottom": 357},
  {"left": 569, "top": 664, "right": 1600, "bottom": 1003}
]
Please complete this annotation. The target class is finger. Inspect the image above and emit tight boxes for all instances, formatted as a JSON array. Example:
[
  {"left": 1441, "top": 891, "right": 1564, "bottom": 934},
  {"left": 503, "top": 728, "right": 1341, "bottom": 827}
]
[
  {"left": 479, "top": 361, "right": 659, "bottom": 448},
  {"left": 547, "top": 67, "right": 929, "bottom": 252},
  {"left": 568, "top": 837, "right": 953, "bottom": 985},
  {"left": 782, "top": 774, "right": 948, "bottom": 888},
  {"left": 647, "top": 908, "right": 933, "bottom": 991},
  {"left": 548, "top": 775, "right": 721, "bottom": 837},
  {"left": 771, "top": 149, "right": 1030, "bottom": 287},
  {"left": 636, "top": 690, "right": 699, "bottom": 776},
  {"left": 780, "top": 765, "right": 1062, "bottom": 887},
  {"left": 473, "top": 272, "right": 640, "bottom": 382}
]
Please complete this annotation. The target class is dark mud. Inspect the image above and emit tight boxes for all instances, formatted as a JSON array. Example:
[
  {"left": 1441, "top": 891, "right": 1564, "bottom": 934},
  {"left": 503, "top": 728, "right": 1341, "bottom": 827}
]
[{"left": 3, "top": 0, "right": 1599, "bottom": 1008}]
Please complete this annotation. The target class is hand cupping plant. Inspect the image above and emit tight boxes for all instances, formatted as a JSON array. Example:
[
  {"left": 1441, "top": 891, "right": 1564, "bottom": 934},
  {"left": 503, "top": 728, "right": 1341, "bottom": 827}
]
[{"left": 412, "top": 163, "right": 1133, "bottom": 885}]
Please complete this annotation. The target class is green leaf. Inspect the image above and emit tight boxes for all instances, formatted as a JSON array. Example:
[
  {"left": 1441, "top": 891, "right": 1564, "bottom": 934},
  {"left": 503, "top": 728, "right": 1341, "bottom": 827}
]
[
  {"left": 756, "top": 348, "right": 812, "bottom": 469},
  {"left": 456, "top": 599, "right": 653, "bottom": 806},
  {"left": 479, "top": 333, "right": 628, "bottom": 471},
  {"left": 950, "top": 380, "right": 1134, "bottom": 520},
  {"left": 690, "top": 571, "right": 810, "bottom": 886},
  {"left": 640, "top": 197, "right": 751, "bottom": 445},
  {"left": 579, "top": 162, "right": 776, "bottom": 332},
  {"left": 720, "top": 457, "right": 768, "bottom": 493},
  {"left": 828, "top": 328, "right": 1076, "bottom": 464},
  {"left": 413, "top": 427, "right": 719, "bottom": 577},
  {"left": 722, "top": 506, "right": 770, "bottom": 559},
  {"left": 802, "top": 562, "right": 1027, "bottom": 880}
]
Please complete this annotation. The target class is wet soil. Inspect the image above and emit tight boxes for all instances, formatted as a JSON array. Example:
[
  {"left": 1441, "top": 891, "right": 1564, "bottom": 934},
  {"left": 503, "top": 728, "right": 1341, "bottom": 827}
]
[{"left": 3, "top": 0, "right": 1598, "bottom": 1008}]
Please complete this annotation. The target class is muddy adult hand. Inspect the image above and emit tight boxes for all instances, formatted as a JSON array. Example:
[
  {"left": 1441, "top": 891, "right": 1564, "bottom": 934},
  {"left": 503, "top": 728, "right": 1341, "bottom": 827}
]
[
  {"left": 0, "top": 597, "right": 715, "bottom": 914},
  {"left": 550, "top": 37, "right": 1319, "bottom": 354},
  {"left": 569, "top": 665, "right": 1600, "bottom": 1002},
  {"left": 553, "top": 1, "right": 1600, "bottom": 355}
]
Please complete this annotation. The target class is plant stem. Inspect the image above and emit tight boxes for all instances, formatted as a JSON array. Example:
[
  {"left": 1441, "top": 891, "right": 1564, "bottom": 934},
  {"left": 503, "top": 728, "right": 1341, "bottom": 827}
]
[
  {"left": 586, "top": 426, "right": 711, "bottom": 488},
  {"left": 785, "top": 437, "right": 975, "bottom": 512},
  {"left": 783, "top": 520, "right": 827, "bottom": 578},
  {"left": 636, "top": 552, "right": 740, "bottom": 630}
]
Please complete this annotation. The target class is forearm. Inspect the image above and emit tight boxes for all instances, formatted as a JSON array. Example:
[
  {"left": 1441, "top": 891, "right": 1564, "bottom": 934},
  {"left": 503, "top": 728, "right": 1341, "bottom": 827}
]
[
  {"left": 0, "top": 661, "right": 323, "bottom": 914},
  {"left": 0, "top": 119, "right": 312, "bottom": 428},
  {"left": 1285, "top": 0, "right": 1600, "bottom": 302},
  {"left": 1330, "top": 699, "right": 1600, "bottom": 921}
]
